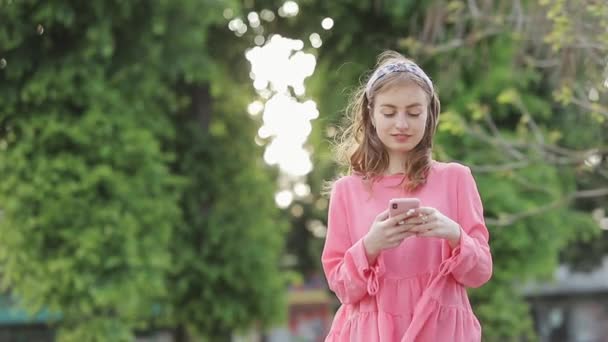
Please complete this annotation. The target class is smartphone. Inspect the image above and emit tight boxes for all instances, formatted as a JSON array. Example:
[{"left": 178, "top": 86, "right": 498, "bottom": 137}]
[{"left": 388, "top": 198, "right": 421, "bottom": 218}]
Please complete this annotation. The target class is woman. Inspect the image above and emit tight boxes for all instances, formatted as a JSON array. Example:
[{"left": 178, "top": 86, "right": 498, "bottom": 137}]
[{"left": 322, "top": 51, "right": 493, "bottom": 341}]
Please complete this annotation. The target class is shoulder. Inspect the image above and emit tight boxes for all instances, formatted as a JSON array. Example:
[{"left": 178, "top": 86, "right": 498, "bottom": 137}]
[
  {"left": 330, "top": 174, "right": 364, "bottom": 193},
  {"left": 327, "top": 174, "right": 369, "bottom": 201},
  {"left": 431, "top": 161, "right": 482, "bottom": 198},
  {"left": 431, "top": 160, "right": 472, "bottom": 179}
]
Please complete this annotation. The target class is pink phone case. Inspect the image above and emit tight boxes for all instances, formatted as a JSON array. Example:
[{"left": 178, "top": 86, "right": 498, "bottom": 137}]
[{"left": 388, "top": 198, "right": 421, "bottom": 218}]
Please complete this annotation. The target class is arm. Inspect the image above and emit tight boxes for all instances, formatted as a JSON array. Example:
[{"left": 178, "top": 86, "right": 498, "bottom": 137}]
[
  {"left": 444, "top": 166, "right": 493, "bottom": 288},
  {"left": 321, "top": 181, "right": 385, "bottom": 304}
]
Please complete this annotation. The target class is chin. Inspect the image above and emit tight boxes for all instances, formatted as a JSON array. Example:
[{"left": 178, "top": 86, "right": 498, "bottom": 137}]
[{"left": 388, "top": 145, "right": 414, "bottom": 153}]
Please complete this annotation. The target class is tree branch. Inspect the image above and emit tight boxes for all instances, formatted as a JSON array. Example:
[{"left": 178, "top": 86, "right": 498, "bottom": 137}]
[
  {"left": 487, "top": 187, "right": 608, "bottom": 227},
  {"left": 467, "top": 0, "right": 480, "bottom": 18},
  {"left": 424, "top": 27, "right": 504, "bottom": 55},
  {"left": 569, "top": 97, "right": 608, "bottom": 119},
  {"left": 469, "top": 160, "right": 530, "bottom": 173},
  {"left": 486, "top": 198, "right": 568, "bottom": 227}
]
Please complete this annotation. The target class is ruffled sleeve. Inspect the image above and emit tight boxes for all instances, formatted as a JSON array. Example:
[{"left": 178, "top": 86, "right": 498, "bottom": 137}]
[
  {"left": 444, "top": 166, "right": 493, "bottom": 288},
  {"left": 322, "top": 179, "right": 386, "bottom": 304}
]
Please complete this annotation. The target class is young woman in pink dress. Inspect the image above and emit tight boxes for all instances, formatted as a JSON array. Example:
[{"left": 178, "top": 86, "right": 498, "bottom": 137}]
[{"left": 322, "top": 51, "right": 493, "bottom": 341}]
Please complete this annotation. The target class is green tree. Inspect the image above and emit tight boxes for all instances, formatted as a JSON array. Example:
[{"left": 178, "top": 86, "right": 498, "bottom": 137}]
[
  {"left": 0, "top": 2, "right": 182, "bottom": 340},
  {"left": 535, "top": 0, "right": 608, "bottom": 271},
  {"left": 0, "top": 0, "right": 287, "bottom": 340}
]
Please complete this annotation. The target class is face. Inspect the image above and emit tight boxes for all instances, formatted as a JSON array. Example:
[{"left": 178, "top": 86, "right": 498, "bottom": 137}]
[{"left": 370, "top": 81, "right": 429, "bottom": 159}]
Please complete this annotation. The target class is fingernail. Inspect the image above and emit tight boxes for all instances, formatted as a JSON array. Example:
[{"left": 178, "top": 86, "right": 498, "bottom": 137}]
[{"left": 407, "top": 209, "right": 414, "bottom": 215}]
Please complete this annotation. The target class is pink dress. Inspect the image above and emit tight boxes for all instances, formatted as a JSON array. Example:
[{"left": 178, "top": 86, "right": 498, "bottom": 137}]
[{"left": 322, "top": 161, "right": 492, "bottom": 342}]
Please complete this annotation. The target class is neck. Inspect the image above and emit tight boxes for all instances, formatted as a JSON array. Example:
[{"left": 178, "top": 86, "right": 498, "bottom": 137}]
[
  {"left": 386, "top": 153, "right": 407, "bottom": 175},
  {"left": 385, "top": 153, "right": 431, "bottom": 175}
]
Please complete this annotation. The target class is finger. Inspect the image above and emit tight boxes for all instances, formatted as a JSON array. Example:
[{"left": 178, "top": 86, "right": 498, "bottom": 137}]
[
  {"left": 375, "top": 209, "right": 390, "bottom": 221},
  {"left": 402, "top": 210, "right": 420, "bottom": 222},
  {"left": 407, "top": 222, "right": 434, "bottom": 234},
  {"left": 387, "top": 224, "right": 416, "bottom": 238},
  {"left": 384, "top": 224, "right": 414, "bottom": 240},
  {"left": 405, "top": 212, "right": 435, "bottom": 225},
  {"left": 386, "top": 211, "right": 413, "bottom": 225},
  {"left": 404, "top": 216, "right": 424, "bottom": 225},
  {"left": 398, "top": 223, "right": 418, "bottom": 232},
  {"left": 411, "top": 207, "right": 436, "bottom": 217},
  {"left": 392, "top": 211, "right": 418, "bottom": 227}
]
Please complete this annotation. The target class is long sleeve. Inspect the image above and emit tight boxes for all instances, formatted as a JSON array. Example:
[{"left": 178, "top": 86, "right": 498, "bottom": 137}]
[
  {"left": 321, "top": 180, "right": 385, "bottom": 305},
  {"left": 444, "top": 166, "right": 493, "bottom": 288}
]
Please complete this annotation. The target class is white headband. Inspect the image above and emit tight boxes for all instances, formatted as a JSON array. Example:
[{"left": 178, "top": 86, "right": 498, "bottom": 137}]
[{"left": 365, "top": 62, "right": 434, "bottom": 100}]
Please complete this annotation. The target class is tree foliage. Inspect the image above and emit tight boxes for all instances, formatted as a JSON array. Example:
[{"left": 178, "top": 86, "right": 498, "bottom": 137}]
[{"left": 0, "top": 0, "right": 287, "bottom": 340}]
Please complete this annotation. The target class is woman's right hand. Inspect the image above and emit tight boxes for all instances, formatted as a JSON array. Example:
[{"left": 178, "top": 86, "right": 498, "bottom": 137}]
[{"left": 363, "top": 209, "right": 416, "bottom": 263}]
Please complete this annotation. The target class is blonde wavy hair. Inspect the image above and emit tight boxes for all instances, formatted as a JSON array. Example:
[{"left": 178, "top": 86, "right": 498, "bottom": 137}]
[{"left": 333, "top": 51, "right": 440, "bottom": 191}]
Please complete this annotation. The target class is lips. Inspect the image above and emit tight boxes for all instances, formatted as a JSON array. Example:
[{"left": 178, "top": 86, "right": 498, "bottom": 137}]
[{"left": 392, "top": 134, "right": 411, "bottom": 142}]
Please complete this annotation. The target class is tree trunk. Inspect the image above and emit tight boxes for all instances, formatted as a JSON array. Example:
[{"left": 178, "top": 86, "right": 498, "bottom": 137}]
[{"left": 190, "top": 84, "right": 212, "bottom": 131}]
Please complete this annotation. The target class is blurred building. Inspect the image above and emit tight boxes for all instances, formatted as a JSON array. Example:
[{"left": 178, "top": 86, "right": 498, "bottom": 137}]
[
  {"left": 0, "top": 295, "right": 173, "bottom": 342},
  {"left": 0, "top": 295, "right": 54, "bottom": 341},
  {"left": 263, "top": 275, "right": 332, "bottom": 342},
  {"left": 523, "top": 256, "right": 608, "bottom": 342}
]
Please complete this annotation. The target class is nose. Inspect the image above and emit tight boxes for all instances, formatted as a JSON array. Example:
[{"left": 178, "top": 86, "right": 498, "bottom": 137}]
[{"left": 395, "top": 114, "right": 409, "bottom": 130}]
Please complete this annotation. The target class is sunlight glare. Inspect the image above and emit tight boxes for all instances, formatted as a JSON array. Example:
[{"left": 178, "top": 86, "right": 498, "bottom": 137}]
[{"left": 244, "top": 21, "right": 319, "bottom": 207}]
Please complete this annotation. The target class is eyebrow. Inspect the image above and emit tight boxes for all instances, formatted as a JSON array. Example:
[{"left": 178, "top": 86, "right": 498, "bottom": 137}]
[{"left": 380, "top": 103, "right": 423, "bottom": 109}]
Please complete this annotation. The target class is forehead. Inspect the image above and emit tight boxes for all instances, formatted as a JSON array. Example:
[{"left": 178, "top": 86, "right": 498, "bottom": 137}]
[{"left": 374, "top": 80, "right": 428, "bottom": 106}]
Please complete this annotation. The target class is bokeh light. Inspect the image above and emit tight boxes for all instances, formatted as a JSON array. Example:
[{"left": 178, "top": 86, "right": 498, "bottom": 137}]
[
  {"left": 260, "top": 9, "right": 276, "bottom": 22},
  {"left": 248, "top": 12, "right": 260, "bottom": 28},
  {"left": 275, "top": 190, "right": 294, "bottom": 209},
  {"left": 309, "top": 33, "right": 322, "bottom": 48},
  {"left": 223, "top": 8, "right": 234, "bottom": 19},
  {"left": 247, "top": 101, "right": 264, "bottom": 116},
  {"left": 279, "top": 1, "right": 299, "bottom": 17},
  {"left": 321, "top": 17, "right": 334, "bottom": 30},
  {"left": 306, "top": 219, "right": 327, "bottom": 238}
]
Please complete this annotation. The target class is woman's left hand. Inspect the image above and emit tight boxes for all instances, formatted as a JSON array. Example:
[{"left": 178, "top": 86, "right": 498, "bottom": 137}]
[{"left": 404, "top": 207, "right": 462, "bottom": 248}]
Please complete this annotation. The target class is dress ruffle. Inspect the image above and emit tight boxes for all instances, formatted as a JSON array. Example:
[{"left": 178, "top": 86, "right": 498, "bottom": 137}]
[{"left": 326, "top": 262, "right": 481, "bottom": 342}]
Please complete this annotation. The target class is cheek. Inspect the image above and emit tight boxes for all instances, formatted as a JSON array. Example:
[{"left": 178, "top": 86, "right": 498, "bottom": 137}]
[
  {"left": 418, "top": 114, "right": 429, "bottom": 131},
  {"left": 372, "top": 114, "right": 386, "bottom": 130}
]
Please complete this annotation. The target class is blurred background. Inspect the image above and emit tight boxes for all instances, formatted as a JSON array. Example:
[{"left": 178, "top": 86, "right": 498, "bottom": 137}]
[{"left": 0, "top": 0, "right": 607, "bottom": 341}]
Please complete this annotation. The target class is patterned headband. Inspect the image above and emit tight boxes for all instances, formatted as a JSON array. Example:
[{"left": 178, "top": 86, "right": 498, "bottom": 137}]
[{"left": 365, "top": 62, "right": 434, "bottom": 100}]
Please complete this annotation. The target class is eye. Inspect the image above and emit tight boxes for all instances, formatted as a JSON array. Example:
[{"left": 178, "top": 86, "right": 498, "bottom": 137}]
[
  {"left": 381, "top": 111, "right": 396, "bottom": 117},
  {"left": 408, "top": 107, "right": 423, "bottom": 116}
]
